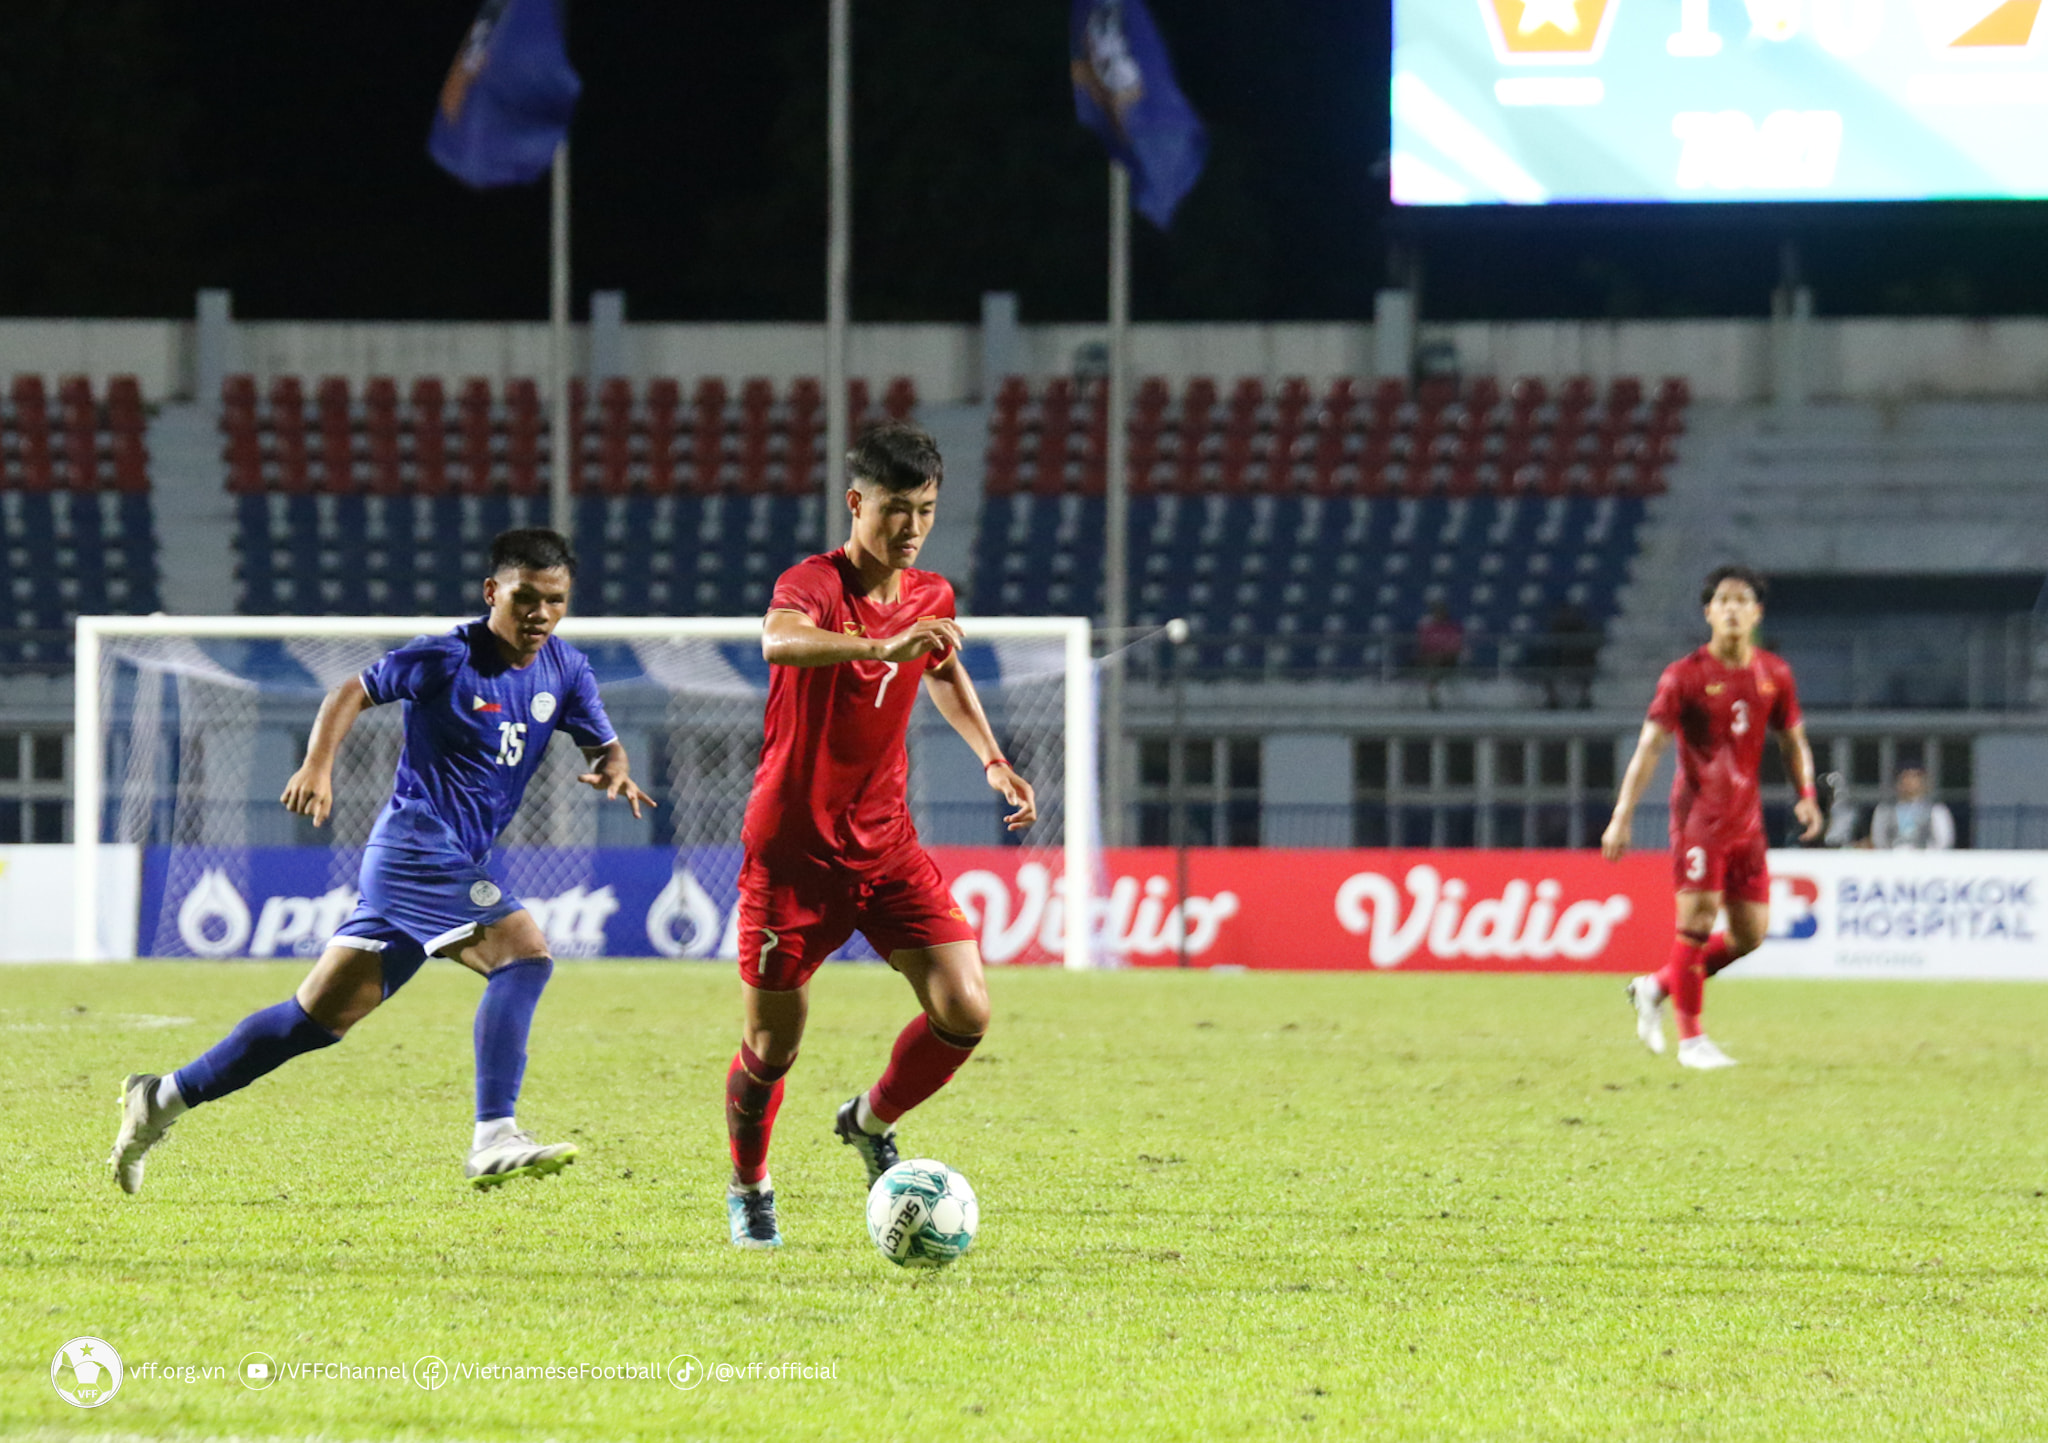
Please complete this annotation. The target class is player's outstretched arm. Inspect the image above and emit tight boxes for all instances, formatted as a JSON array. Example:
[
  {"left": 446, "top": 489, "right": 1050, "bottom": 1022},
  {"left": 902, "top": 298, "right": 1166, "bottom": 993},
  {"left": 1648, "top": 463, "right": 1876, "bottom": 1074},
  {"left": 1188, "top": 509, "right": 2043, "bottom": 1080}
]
[
  {"left": 1601, "top": 720, "right": 1672, "bottom": 861},
  {"left": 924, "top": 656, "right": 1037, "bottom": 832},
  {"left": 1778, "top": 722, "right": 1824, "bottom": 842},
  {"left": 760, "top": 608, "right": 963, "bottom": 668},
  {"left": 281, "top": 676, "right": 375, "bottom": 828},
  {"left": 577, "top": 740, "right": 656, "bottom": 820}
]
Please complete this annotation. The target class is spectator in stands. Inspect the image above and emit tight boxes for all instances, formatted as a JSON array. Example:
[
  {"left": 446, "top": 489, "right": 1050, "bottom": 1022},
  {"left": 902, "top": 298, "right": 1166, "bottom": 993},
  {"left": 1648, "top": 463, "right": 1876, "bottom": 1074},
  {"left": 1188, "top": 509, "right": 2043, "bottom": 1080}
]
[
  {"left": 1539, "top": 600, "right": 1600, "bottom": 710},
  {"left": 1415, "top": 603, "right": 1464, "bottom": 709},
  {"left": 1869, "top": 767, "right": 1954, "bottom": 850}
]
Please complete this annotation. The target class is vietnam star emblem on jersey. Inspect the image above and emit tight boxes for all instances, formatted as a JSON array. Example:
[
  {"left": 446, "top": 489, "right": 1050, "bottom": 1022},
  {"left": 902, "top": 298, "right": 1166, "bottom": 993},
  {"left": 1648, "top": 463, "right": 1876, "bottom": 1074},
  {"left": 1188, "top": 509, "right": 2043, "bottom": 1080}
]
[{"left": 1478, "top": 0, "right": 1622, "bottom": 63}]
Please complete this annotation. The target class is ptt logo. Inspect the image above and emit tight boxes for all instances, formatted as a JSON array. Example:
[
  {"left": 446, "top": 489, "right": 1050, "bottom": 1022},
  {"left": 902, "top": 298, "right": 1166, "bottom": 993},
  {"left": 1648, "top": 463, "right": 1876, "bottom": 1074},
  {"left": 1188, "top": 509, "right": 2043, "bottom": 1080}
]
[{"left": 1768, "top": 875, "right": 1821, "bottom": 940}]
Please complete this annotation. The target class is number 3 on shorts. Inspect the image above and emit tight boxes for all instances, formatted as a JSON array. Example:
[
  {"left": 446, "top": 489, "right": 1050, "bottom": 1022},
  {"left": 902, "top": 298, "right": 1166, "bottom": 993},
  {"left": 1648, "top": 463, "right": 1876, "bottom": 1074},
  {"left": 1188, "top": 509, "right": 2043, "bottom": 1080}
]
[
  {"left": 874, "top": 661, "right": 901, "bottom": 708},
  {"left": 1684, "top": 846, "right": 1707, "bottom": 883}
]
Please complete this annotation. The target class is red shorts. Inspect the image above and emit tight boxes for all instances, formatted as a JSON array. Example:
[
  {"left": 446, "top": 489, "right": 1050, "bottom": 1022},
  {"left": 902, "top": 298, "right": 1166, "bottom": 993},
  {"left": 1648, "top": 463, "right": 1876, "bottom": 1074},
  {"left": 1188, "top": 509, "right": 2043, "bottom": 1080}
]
[
  {"left": 736, "top": 848, "right": 977, "bottom": 992},
  {"left": 1670, "top": 826, "right": 1770, "bottom": 904}
]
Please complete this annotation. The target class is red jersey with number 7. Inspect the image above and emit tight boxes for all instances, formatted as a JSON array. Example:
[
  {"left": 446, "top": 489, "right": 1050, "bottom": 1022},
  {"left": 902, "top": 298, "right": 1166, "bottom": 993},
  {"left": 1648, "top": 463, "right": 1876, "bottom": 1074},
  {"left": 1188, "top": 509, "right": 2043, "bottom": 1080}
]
[
  {"left": 741, "top": 551, "right": 958, "bottom": 873},
  {"left": 1646, "top": 645, "right": 1803, "bottom": 847}
]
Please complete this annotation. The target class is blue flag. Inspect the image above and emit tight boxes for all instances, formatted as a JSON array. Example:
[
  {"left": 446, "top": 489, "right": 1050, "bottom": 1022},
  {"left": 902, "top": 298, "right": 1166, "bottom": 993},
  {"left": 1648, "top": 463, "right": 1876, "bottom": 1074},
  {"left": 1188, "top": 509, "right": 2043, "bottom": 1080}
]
[
  {"left": 429, "top": 0, "right": 582, "bottom": 189},
  {"left": 1070, "top": 0, "right": 1209, "bottom": 228}
]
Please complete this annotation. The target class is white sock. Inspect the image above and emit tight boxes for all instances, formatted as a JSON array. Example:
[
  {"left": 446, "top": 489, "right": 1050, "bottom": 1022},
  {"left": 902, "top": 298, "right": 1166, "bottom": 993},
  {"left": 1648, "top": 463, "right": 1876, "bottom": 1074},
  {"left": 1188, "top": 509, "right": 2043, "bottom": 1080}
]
[
  {"left": 854, "top": 1093, "right": 890, "bottom": 1136},
  {"left": 152, "top": 1075, "right": 188, "bottom": 1119},
  {"left": 731, "top": 1173, "right": 772, "bottom": 1195},
  {"left": 473, "top": 1117, "right": 517, "bottom": 1151},
  {"left": 1638, "top": 975, "right": 1667, "bottom": 1004}
]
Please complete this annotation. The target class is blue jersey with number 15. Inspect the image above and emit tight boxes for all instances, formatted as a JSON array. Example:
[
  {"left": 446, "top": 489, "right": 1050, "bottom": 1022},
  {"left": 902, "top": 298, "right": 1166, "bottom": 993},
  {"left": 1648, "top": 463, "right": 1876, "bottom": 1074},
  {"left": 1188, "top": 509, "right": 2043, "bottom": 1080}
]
[{"left": 358, "top": 619, "right": 616, "bottom": 863}]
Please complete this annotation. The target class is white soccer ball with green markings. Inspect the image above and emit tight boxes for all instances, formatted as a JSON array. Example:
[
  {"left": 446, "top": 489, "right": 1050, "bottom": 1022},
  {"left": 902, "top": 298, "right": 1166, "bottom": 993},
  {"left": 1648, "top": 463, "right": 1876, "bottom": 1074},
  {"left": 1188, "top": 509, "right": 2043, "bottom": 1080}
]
[{"left": 866, "top": 1159, "right": 978, "bottom": 1269}]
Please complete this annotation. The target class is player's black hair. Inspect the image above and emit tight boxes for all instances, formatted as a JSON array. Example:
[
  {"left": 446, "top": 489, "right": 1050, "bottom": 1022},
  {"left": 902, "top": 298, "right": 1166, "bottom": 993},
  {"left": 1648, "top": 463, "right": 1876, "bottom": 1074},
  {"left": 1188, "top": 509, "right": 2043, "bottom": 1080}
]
[
  {"left": 490, "top": 528, "right": 578, "bottom": 577},
  {"left": 848, "top": 421, "right": 944, "bottom": 493},
  {"left": 1700, "top": 564, "right": 1767, "bottom": 606}
]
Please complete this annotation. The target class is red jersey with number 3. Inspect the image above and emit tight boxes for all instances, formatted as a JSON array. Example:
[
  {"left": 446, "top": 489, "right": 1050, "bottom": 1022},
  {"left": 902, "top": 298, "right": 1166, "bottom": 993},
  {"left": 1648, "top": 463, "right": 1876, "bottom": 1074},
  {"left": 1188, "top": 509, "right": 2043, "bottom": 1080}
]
[
  {"left": 742, "top": 551, "right": 957, "bottom": 873},
  {"left": 1647, "top": 645, "right": 1803, "bottom": 847}
]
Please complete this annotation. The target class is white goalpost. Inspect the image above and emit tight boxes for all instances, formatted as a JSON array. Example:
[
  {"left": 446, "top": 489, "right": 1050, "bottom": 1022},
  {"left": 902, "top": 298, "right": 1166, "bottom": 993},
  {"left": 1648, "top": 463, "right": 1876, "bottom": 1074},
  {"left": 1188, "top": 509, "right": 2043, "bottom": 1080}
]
[{"left": 73, "top": 614, "right": 1098, "bottom": 969}]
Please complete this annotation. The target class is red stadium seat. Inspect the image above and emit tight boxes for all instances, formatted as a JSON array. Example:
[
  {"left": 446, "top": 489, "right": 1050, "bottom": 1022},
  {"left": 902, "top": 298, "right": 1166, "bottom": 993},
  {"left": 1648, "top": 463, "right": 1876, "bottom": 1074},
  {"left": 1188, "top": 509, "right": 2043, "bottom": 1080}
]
[
  {"left": 111, "top": 433, "right": 150, "bottom": 494},
  {"left": 316, "top": 376, "right": 350, "bottom": 421},
  {"left": 883, "top": 376, "right": 917, "bottom": 420},
  {"left": 363, "top": 377, "right": 399, "bottom": 442},
  {"left": 410, "top": 380, "right": 448, "bottom": 495},
  {"left": 994, "top": 375, "right": 1030, "bottom": 418},
  {"left": 318, "top": 407, "right": 354, "bottom": 494},
  {"left": 62, "top": 427, "right": 99, "bottom": 492},
  {"left": 366, "top": 427, "right": 402, "bottom": 495},
  {"left": 457, "top": 377, "right": 493, "bottom": 425},
  {"left": 273, "top": 425, "right": 311, "bottom": 493}
]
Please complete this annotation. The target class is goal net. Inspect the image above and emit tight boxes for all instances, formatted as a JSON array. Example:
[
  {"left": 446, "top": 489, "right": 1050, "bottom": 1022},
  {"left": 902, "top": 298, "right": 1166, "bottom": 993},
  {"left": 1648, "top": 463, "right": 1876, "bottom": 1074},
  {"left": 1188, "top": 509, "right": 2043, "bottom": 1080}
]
[{"left": 74, "top": 616, "right": 1097, "bottom": 968}]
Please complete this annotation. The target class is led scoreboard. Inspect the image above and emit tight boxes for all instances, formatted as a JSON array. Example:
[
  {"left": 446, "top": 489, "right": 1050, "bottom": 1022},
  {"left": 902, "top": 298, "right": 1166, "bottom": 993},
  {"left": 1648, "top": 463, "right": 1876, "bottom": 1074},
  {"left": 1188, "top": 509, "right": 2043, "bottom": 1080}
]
[{"left": 1392, "top": 1, "right": 2048, "bottom": 203}]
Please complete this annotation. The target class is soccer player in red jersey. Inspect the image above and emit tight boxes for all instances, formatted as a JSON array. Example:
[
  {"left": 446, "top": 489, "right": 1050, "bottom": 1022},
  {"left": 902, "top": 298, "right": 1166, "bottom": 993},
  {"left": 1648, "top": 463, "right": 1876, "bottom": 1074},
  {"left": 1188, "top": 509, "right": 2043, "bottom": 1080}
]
[
  {"left": 1602, "top": 566, "right": 1823, "bottom": 1068},
  {"left": 723, "top": 422, "right": 1036, "bottom": 1248}
]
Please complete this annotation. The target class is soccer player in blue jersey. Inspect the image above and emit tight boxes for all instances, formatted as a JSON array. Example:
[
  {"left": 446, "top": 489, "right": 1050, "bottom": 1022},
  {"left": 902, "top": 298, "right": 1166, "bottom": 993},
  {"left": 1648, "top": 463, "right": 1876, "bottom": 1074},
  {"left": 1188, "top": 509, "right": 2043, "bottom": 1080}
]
[{"left": 110, "top": 528, "right": 654, "bottom": 1194}]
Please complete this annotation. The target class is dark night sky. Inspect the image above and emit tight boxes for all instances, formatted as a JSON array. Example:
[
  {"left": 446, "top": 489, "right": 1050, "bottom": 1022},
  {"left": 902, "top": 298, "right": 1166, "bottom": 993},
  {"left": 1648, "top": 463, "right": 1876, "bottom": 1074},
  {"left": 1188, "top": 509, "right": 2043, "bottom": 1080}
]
[{"left": 3, "top": 2, "right": 2048, "bottom": 325}]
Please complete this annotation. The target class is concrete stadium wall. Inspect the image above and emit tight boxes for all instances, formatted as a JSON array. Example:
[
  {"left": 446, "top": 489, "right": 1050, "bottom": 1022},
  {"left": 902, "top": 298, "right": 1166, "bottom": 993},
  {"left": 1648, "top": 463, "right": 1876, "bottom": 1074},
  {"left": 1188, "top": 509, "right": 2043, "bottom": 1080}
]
[{"left": 15, "top": 315, "right": 2048, "bottom": 406}]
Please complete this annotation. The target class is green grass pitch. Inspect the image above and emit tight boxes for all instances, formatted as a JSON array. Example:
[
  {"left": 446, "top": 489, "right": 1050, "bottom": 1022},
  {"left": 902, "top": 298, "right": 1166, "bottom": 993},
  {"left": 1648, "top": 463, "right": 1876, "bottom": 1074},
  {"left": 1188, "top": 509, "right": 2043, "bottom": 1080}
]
[{"left": 4, "top": 961, "right": 2046, "bottom": 1441}]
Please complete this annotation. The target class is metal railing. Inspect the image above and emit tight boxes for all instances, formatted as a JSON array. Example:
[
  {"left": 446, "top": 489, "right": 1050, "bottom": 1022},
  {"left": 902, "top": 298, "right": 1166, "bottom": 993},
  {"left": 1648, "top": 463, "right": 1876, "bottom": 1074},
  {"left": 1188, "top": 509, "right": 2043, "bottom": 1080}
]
[
  {"left": 1767, "top": 617, "right": 2038, "bottom": 712},
  {"left": 1127, "top": 630, "right": 1603, "bottom": 694}
]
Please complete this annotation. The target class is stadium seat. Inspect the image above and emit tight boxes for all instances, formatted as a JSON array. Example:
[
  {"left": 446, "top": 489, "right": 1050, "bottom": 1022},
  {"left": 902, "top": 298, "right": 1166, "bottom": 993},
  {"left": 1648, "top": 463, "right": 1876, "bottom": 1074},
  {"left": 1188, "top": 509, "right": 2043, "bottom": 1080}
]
[
  {"left": 970, "top": 374, "right": 1677, "bottom": 686},
  {"left": 218, "top": 374, "right": 894, "bottom": 614},
  {"left": 0, "top": 375, "right": 162, "bottom": 664}
]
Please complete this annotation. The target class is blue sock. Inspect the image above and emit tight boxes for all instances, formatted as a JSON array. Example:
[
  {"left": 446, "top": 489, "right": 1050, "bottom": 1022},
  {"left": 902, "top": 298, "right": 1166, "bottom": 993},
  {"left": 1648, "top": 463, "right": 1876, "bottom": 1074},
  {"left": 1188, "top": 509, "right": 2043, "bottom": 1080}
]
[
  {"left": 474, "top": 958, "right": 553, "bottom": 1123},
  {"left": 172, "top": 998, "right": 340, "bottom": 1107}
]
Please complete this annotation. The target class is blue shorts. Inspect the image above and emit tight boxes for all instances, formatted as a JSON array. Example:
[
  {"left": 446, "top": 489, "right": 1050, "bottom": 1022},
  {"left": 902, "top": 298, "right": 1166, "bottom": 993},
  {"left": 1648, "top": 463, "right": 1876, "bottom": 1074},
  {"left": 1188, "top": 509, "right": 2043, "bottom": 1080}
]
[{"left": 331, "top": 845, "right": 523, "bottom": 996}]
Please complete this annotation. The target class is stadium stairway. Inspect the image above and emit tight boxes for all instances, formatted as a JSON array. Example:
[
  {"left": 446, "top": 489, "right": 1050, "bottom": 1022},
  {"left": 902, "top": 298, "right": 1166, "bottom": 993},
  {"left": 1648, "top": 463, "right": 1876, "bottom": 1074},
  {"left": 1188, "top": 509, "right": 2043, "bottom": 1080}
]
[
  {"left": 149, "top": 403, "right": 238, "bottom": 614},
  {"left": 1597, "top": 401, "right": 2048, "bottom": 709},
  {"left": 906, "top": 401, "right": 986, "bottom": 595}
]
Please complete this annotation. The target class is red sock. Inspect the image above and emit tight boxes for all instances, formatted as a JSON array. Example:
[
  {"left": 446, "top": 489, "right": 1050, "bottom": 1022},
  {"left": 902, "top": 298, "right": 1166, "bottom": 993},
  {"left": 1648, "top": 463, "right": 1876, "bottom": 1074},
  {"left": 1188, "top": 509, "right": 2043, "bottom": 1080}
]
[
  {"left": 1656, "top": 932, "right": 1711, "bottom": 1041},
  {"left": 1701, "top": 934, "right": 1735, "bottom": 978},
  {"left": 726, "top": 1044, "right": 791, "bottom": 1186},
  {"left": 867, "top": 1015, "right": 980, "bottom": 1126}
]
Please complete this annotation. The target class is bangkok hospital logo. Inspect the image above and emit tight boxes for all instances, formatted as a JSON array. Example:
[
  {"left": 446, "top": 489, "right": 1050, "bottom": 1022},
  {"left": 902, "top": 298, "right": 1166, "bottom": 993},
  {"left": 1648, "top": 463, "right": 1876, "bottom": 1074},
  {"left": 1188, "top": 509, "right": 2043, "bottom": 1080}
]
[{"left": 1768, "top": 875, "right": 1821, "bottom": 940}]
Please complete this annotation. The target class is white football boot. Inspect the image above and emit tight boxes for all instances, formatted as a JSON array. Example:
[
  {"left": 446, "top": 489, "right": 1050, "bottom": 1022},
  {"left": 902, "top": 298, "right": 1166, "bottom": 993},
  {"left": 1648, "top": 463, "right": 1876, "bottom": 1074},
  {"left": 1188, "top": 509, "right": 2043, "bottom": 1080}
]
[
  {"left": 110, "top": 1073, "right": 178, "bottom": 1195},
  {"left": 464, "top": 1129, "right": 578, "bottom": 1189},
  {"left": 1677, "top": 1036, "right": 1739, "bottom": 1070},
  {"left": 1625, "top": 975, "right": 1667, "bottom": 1055}
]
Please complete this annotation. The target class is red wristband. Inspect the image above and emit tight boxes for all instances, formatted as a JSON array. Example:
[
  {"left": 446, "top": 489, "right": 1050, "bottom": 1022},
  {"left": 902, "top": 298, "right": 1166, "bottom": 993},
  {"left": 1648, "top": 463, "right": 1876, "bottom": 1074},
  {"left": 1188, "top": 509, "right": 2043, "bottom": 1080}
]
[
  {"left": 1799, "top": 783, "right": 1818, "bottom": 801},
  {"left": 984, "top": 757, "right": 1010, "bottom": 773}
]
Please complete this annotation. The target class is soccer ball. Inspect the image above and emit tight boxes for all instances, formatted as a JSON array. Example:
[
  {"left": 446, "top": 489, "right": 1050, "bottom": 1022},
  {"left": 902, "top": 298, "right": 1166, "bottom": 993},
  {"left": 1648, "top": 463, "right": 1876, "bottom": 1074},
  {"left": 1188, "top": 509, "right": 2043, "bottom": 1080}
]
[{"left": 865, "top": 1159, "right": 978, "bottom": 1269}]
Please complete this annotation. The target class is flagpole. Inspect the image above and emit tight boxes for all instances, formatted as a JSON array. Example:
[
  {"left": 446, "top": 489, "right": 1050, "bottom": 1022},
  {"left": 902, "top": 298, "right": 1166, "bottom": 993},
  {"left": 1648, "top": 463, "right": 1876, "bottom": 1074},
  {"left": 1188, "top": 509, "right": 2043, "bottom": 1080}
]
[
  {"left": 1104, "top": 159, "right": 1132, "bottom": 846},
  {"left": 549, "top": 138, "right": 574, "bottom": 538},
  {"left": 824, "top": 0, "right": 852, "bottom": 541}
]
